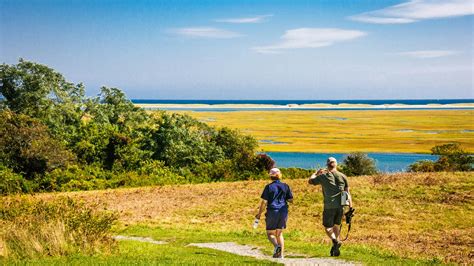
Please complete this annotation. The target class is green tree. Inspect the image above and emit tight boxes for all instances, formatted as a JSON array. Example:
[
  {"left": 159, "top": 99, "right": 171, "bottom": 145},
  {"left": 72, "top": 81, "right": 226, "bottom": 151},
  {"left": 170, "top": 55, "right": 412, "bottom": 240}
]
[
  {"left": 0, "top": 110, "right": 75, "bottom": 180},
  {"left": 81, "top": 87, "right": 154, "bottom": 170},
  {"left": 213, "top": 127, "right": 259, "bottom": 172},
  {"left": 340, "top": 152, "right": 378, "bottom": 176},
  {"left": 0, "top": 59, "right": 86, "bottom": 145},
  {"left": 152, "top": 113, "right": 224, "bottom": 168}
]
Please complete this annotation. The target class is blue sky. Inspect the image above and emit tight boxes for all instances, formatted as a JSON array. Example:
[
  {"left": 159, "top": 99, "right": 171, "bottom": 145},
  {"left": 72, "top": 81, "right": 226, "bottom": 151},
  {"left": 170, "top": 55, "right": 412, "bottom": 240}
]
[{"left": 1, "top": 0, "right": 473, "bottom": 99}]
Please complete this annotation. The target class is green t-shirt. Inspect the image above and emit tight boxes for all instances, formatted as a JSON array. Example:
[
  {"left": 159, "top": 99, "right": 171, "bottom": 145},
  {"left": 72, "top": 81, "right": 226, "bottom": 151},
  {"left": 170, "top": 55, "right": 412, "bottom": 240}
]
[{"left": 309, "top": 170, "right": 348, "bottom": 209}]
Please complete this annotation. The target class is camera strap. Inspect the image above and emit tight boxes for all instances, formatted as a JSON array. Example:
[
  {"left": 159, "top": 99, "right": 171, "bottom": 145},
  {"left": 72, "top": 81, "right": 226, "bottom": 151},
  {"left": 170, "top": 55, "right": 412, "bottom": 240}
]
[{"left": 339, "top": 207, "right": 355, "bottom": 242}]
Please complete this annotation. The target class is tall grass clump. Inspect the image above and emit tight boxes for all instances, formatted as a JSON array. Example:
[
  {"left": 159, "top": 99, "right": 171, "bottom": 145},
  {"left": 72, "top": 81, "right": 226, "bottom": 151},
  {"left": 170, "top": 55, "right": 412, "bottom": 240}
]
[{"left": 0, "top": 196, "right": 117, "bottom": 260}]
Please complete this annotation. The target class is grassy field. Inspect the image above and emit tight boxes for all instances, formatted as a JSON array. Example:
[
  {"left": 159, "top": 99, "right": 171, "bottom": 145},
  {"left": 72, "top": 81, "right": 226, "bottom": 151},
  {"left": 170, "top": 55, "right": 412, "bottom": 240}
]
[
  {"left": 6, "top": 240, "right": 275, "bottom": 265},
  {"left": 166, "top": 110, "right": 474, "bottom": 153},
  {"left": 5, "top": 171, "right": 473, "bottom": 265}
]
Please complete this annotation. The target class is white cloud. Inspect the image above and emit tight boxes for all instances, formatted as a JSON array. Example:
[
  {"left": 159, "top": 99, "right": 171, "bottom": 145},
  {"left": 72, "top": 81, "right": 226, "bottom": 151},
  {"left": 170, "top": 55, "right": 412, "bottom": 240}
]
[
  {"left": 398, "top": 50, "right": 460, "bottom": 58},
  {"left": 350, "top": 0, "right": 474, "bottom": 24},
  {"left": 171, "top": 27, "right": 243, "bottom": 38},
  {"left": 252, "top": 28, "right": 367, "bottom": 54},
  {"left": 215, "top": 14, "right": 273, "bottom": 24}
]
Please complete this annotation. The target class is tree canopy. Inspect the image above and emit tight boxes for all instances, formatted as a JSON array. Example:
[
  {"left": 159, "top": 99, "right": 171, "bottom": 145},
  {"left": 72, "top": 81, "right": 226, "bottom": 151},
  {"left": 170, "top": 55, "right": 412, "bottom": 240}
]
[{"left": 0, "top": 59, "right": 268, "bottom": 194}]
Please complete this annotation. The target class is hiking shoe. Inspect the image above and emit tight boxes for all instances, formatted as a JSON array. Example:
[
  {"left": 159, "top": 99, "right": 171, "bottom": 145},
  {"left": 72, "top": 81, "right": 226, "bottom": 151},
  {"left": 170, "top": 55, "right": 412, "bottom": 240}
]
[
  {"left": 330, "top": 245, "right": 335, "bottom": 256},
  {"left": 332, "top": 239, "right": 342, "bottom": 257},
  {"left": 273, "top": 246, "right": 282, "bottom": 258}
]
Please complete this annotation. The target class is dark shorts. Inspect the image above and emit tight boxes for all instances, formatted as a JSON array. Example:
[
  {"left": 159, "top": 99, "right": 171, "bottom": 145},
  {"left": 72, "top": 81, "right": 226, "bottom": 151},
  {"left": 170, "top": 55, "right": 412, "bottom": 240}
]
[
  {"left": 323, "top": 207, "right": 343, "bottom": 228},
  {"left": 265, "top": 209, "right": 288, "bottom": 230}
]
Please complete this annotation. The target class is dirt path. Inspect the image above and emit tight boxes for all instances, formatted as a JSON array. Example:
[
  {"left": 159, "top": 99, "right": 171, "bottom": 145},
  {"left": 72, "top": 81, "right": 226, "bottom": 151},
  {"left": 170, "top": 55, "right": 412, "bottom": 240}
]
[
  {"left": 114, "top": 235, "right": 358, "bottom": 265},
  {"left": 114, "top": 235, "right": 356, "bottom": 265},
  {"left": 190, "top": 242, "right": 358, "bottom": 265}
]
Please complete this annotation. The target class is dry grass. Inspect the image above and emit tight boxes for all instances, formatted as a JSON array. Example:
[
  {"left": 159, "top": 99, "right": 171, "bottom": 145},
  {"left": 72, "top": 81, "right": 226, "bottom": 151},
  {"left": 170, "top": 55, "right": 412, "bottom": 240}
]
[
  {"left": 164, "top": 110, "right": 474, "bottom": 153},
  {"left": 27, "top": 171, "right": 474, "bottom": 264},
  {"left": 0, "top": 197, "right": 117, "bottom": 260}
]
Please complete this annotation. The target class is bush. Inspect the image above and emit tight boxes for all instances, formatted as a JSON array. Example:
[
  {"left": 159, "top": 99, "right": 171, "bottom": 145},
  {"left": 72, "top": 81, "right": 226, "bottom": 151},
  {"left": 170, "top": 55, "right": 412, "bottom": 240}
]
[
  {"left": 409, "top": 143, "right": 473, "bottom": 172},
  {"left": 41, "top": 161, "right": 188, "bottom": 191},
  {"left": 256, "top": 153, "right": 275, "bottom": 171},
  {"left": 39, "top": 164, "right": 109, "bottom": 192},
  {"left": 407, "top": 160, "right": 436, "bottom": 172},
  {"left": 340, "top": 152, "right": 378, "bottom": 176},
  {"left": 280, "top": 168, "right": 313, "bottom": 179},
  {"left": 110, "top": 161, "right": 187, "bottom": 187},
  {"left": 0, "top": 197, "right": 117, "bottom": 259},
  {"left": 431, "top": 143, "right": 473, "bottom": 171},
  {"left": 0, "top": 165, "right": 33, "bottom": 195}
]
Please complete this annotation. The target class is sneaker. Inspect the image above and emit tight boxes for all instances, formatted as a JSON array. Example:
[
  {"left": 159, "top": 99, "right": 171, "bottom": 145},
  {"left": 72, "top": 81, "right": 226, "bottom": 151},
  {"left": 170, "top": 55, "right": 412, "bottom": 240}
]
[
  {"left": 273, "top": 246, "right": 282, "bottom": 258},
  {"left": 332, "top": 239, "right": 342, "bottom": 257}
]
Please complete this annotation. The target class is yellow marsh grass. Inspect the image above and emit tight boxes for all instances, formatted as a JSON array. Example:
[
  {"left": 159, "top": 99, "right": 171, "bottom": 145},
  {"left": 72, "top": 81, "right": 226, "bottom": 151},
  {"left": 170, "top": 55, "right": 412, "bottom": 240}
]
[
  {"left": 31, "top": 171, "right": 474, "bottom": 264},
  {"left": 164, "top": 110, "right": 474, "bottom": 153}
]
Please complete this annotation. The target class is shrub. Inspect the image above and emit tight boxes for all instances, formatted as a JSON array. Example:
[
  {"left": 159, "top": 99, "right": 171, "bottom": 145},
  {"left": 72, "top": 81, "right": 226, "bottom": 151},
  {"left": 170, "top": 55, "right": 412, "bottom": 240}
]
[
  {"left": 409, "top": 143, "right": 473, "bottom": 172},
  {"left": 280, "top": 168, "right": 313, "bottom": 179},
  {"left": 407, "top": 160, "right": 436, "bottom": 172},
  {"left": 256, "top": 153, "right": 275, "bottom": 171},
  {"left": 0, "top": 197, "right": 117, "bottom": 259},
  {"left": 41, "top": 164, "right": 110, "bottom": 192},
  {"left": 0, "top": 165, "right": 33, "bottom": 195},
  {"left": 431, "top": 143, "right": 473, "bottom": 171},
  {"left": 340, "top": 152, "right": 378, "bottom": 176},
  {"left": 110, "top": 161, "right": 187, "bottom": 187}
]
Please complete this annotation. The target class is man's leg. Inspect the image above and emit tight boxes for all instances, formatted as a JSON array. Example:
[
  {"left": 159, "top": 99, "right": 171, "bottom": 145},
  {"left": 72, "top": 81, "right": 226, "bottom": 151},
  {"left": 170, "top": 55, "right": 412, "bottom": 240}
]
[
  {"left": 275, "top": 229, "right": 284, "bottom": 256},
  {"left": 266, "top": 230, "right": 279, "bottom": 247},
  {"left": 325, "top": 227, "right": 337, "bottom": 241},
  {"left": 332, "top": 224, "right": 341, "bottom": 241}
]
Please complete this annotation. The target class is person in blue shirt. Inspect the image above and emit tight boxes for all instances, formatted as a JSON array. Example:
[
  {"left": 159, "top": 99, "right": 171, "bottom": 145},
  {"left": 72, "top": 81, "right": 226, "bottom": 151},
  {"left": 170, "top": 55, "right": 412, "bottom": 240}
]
[{"left": 255, "top": 168, "right": 293, "bottom": 258}]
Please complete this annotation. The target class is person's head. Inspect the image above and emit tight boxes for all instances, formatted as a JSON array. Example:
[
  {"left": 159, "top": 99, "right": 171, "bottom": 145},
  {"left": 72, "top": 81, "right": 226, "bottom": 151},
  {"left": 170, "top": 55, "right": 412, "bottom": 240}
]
[
  {"left": 327, "top": 157, "right": 337, "bottom": 170},
  {"left": 269, "top": 168, "right": 282, "bottom": 180}
]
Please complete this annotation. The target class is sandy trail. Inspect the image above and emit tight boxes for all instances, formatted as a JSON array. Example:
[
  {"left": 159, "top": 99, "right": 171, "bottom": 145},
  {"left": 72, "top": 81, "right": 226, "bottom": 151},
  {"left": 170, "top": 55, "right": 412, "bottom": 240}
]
[
  {"left": 114, "top": 235, "right": 357, "bottom": 265},
  {"left": 189, "top": 242, "right": 358, "bottom": 265}
]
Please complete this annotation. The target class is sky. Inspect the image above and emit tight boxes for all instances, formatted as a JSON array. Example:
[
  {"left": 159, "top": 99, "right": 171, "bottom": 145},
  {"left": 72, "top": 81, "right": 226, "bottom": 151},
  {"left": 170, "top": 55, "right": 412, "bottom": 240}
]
[{"left": 0, "top": 0, "right": 473, "bottom": 100}]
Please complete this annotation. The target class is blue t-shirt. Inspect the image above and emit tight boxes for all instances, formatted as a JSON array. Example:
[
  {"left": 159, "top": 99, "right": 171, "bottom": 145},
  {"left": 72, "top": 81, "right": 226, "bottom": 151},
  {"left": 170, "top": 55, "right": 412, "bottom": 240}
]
[{"left": 261, "top": 180, "right": 293, "bottom": 210}]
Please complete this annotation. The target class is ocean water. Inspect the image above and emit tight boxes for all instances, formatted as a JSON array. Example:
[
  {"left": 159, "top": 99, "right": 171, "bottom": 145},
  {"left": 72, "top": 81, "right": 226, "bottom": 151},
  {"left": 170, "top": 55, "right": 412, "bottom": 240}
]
[
  {"left": 132, "top": 99, "right": 474, "bottom": 105},
  {"left": 132, "top": 99, "right": 474, "bottom": 111},
  {"left": 266, "top": 152, "right": 438, "bottom": 173}
]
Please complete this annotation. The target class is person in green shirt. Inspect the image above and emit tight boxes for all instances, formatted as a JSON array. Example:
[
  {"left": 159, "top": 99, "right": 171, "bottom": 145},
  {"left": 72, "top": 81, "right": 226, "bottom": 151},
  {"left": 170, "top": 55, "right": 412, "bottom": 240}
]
[{"left": 308, "top": 157, "right": 352, "bottom": 257}]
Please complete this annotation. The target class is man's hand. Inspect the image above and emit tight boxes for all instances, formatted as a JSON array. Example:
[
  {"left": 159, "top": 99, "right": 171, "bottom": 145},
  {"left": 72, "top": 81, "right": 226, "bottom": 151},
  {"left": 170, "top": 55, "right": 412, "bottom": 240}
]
[{"left": 316, "top": 168, "right": 327, "bottom": 175}]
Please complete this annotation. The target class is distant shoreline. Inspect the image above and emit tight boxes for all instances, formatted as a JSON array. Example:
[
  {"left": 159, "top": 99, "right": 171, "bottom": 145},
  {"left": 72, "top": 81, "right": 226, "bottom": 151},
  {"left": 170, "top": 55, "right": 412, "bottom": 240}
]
[{"left": 135, "top": 103, "right": 474, "bottom": 110}]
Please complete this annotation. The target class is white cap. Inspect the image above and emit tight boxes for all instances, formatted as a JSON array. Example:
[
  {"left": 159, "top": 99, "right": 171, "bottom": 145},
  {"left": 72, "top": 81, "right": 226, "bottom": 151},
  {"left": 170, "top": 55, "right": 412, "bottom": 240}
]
[
  {"left": 269, "top": 168, "right": 281, "bottom": 176},
  {"left": 327, "top": 157, "right": 337, "bottom": 164}
]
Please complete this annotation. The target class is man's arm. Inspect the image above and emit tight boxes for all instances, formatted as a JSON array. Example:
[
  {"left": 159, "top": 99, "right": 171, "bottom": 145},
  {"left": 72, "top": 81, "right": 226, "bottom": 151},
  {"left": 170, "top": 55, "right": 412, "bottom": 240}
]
[
  {"left": 255, "top": 199, "right": 266, "bottom": 219},
  {"left": 308, "top": 169, "right": 325, "bottom": 185},
  {"left": 286, "top": 185, "right": 294, "bottom": 203}
]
